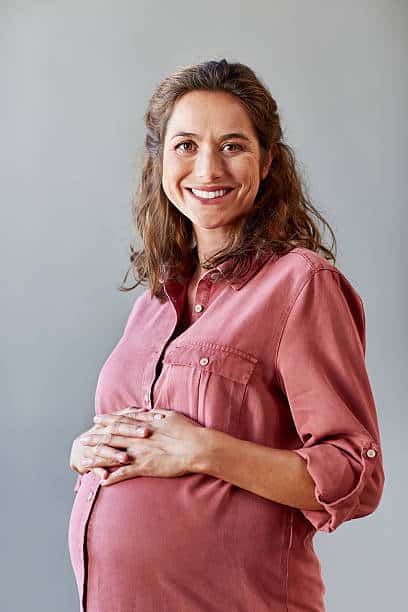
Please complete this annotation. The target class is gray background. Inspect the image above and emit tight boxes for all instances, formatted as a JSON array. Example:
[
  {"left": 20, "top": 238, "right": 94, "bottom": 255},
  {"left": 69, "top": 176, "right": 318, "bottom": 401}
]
[{"left": 2, "top": 1, "right": 406, "bottom": 610}]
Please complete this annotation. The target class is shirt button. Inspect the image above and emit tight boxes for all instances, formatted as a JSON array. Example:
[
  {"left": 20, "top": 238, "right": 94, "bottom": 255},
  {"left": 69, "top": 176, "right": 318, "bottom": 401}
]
[
  {"left": 194, "top": 304, "right": 204, "bottom": 313},
  {"left": 144, "top": 393, "right": 150, "bottom": 403},
  {"left": 366, "top": 449, "right": 377, "bottom": 458},
  {"left": 199, "top": 357, "right": 209, "bottom": 366},
  {"left": 87, "top": 491, "right": 94, "bottom": 502}
]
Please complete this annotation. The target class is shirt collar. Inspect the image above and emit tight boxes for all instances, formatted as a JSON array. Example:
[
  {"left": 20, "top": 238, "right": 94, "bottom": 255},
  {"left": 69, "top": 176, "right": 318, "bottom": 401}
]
[
  {"left": 160, "top": 247, "right": 277, "bottom": 292},
  {"left": 214, "top": 251, "right": 278, "bottom": 291}
]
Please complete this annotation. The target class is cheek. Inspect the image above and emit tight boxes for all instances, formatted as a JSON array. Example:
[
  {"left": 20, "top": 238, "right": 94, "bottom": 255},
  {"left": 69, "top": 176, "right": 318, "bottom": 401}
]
[
  {"left": 232, "top": 158, "right": 260, "bottom": 189},
  {"left": 239, "top": 174, "right": 260, "bottom": 198},
  {"left": 161, "top": 179, "right": 172, "bottom": 205},
  {"left": 162, "top": 175, "right": 185, "bottom": 213},
  {"left": 162, "top": 159, "right": 185, "bottom": 193},
  {"left": 162, "top": 170, "right": 177, "bottom": 201}
]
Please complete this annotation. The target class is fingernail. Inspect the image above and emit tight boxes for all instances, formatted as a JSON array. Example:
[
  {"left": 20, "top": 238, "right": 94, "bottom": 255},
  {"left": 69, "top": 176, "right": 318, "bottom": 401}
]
[
  {"left": 80, "top": 436, "right": 91, "bottom": 443},
  {"left": 136, "top": 427, "right": 146, "bottom": 435},
  {"left": 81, "top": 458, "right": 92, "bottom": 465},
  {"left": 116, "top": 454, "right": 127, "bottom": 462}
]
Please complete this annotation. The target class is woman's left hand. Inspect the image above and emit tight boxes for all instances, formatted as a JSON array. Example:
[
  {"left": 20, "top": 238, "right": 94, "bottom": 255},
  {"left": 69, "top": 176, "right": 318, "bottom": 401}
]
[{"left": 78, "top": 408, "right": 208, "bottom": 486}]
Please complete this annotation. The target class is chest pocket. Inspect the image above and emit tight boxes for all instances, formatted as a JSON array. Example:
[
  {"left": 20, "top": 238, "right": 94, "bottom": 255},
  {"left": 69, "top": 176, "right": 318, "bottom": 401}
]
[{"left": 158, "top": 341, "right": 258, "bottom": 436}]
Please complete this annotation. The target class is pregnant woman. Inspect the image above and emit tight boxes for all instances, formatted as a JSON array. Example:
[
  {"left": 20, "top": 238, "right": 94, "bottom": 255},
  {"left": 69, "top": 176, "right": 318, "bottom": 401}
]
[{"left": 68, "top": 58, "right": 384, "bottom": 611}]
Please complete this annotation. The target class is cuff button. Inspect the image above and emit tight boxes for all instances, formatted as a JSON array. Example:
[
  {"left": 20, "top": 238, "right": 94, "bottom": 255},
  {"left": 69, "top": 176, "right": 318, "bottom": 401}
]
[{"left": 366, "top": 449, "right": 377, "bottom": 458}]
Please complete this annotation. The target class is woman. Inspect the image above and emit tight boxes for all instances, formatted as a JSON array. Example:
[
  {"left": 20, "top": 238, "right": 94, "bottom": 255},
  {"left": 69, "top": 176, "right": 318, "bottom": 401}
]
[{"left": 68, "top": 59, "right": 384, "bottom": 612}]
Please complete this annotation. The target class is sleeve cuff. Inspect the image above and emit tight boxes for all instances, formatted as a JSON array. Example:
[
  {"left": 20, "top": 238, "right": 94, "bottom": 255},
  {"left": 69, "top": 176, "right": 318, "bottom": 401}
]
[{"left": 293, "top": 438, "right": 380, "bottom": 533}]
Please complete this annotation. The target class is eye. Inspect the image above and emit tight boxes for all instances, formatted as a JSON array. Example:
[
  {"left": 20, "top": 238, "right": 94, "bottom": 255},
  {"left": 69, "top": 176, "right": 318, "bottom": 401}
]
[
  {"left": 222, "top": 143, "right": 243, "bottom": 152},
  {"left": 175, "top": 141, "right": 196, "bottom": 153},
  {"left": 174, "top": 141, "right": 244, "bottom": 154}
]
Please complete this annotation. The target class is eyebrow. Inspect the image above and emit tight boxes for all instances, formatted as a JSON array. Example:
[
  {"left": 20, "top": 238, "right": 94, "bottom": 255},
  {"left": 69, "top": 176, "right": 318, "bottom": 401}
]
[{"left": 170, "top": 131, "right": 252, "bottom": 142}]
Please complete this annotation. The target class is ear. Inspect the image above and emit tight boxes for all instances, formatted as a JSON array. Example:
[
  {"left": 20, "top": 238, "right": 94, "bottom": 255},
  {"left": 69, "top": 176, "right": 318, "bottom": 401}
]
[{"left": 261, "top": 144, "right": 275, "bottom": 181}]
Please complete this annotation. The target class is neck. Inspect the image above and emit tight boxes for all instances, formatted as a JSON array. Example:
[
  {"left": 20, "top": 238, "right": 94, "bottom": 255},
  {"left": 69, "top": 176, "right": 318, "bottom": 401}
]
[{"left": 193, "top": 227, "right": 231, "bottom": 267}]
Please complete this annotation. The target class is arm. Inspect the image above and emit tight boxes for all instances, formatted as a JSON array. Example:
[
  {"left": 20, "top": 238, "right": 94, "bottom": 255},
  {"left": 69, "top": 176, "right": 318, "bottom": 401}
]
[
  {"left": 193, "top": 428, "right": 326, "bottom": 511},
  {"left": 194, "top": 268, "right": 384, "bottom": 533}
]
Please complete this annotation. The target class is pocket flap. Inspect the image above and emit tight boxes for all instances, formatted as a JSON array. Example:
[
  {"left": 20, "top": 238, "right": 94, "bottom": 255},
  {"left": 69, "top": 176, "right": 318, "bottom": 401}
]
[{"left": 163, "top": 341, "right": 257, "bottom": 384}]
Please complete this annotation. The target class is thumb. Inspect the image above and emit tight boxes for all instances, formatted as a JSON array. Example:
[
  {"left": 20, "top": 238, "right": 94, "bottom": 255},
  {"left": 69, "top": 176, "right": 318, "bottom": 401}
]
[{"left": 91, "top": 467, "right": 108, "bottom": 481}]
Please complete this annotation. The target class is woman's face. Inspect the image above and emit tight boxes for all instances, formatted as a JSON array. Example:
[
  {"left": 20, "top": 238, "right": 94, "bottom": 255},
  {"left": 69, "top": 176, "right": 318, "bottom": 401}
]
[{"left": 161, "top": 90, "right": 272, "bottom": 240}]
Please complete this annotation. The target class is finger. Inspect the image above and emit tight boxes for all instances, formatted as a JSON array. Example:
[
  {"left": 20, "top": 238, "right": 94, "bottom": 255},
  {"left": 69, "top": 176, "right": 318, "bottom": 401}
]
[
  {"left": 80, "top": 423, "right": 149, "bottom": 446},
  {"left": 80, "top": 445, "right": 128, "bottom": 468},
  {"left": 95, "top": 410, "right": 167, "bottom": 426},
  {"left": 92, "top": 420, "right": 151, "bottom": 438},
  {"left": 93, "top": 413, "right": 150, "bottom": 427},
  {"left": 81, "top": 434, "right": 148, "bottom": 450},
  {"left": 91, "top": 467, "right": 108, "bottom": 480},
  {"left": 125, "top": 410, "right": 167, "bottom": 423},
  {"left": 113, "top": 421, "right": 152, "bottom": 437},
  {"left": 80, "top": 455, "right": 127, "bottom": 468},
  {"left": 100, "top": 465, "right": 140, "bottom": 487},
  {"left": 77, "top": 424, "right": 108, "bottom": 445},
  {"left": 112, "top": 407, "right": 147, "bottom": 417},
  {"left": 93, "top": 443, "right": 129, "bottom": 463},
  {"left": 90, "top": 423, "right": 108, "bottom": 432}
]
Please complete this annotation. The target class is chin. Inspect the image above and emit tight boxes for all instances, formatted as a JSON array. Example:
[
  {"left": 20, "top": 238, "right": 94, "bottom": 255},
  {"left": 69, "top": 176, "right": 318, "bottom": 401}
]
[{"left": 194, "top": 219, "right": 236, "bottom": 231}]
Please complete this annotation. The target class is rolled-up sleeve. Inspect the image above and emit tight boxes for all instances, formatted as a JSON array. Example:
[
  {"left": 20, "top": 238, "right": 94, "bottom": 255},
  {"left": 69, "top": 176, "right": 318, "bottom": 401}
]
[{"left": 276, "top": 268, "right": 385, "bottom": 533}]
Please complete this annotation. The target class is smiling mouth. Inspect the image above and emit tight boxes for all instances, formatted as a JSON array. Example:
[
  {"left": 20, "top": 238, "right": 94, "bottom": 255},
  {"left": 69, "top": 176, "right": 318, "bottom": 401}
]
[{"left": 186, "top": 187, "right": 235, "bottom": 204}]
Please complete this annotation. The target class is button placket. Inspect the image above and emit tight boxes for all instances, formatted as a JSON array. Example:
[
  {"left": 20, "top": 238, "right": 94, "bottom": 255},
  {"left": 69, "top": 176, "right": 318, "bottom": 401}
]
[
  {"left": 79, "top": 474, "right": 102, "bottom": 612},
  {"left": 193, "top": 278, "right": 211, "bottom": 319},
  {"left": 141, "top": 353, "right": 163, "bottom": 410}
]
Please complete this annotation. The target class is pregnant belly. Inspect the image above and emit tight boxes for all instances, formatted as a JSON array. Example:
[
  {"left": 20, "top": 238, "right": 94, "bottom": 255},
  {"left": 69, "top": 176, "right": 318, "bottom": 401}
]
[
  {"left": 68, "top": 471, "right": 322, "bottom": 612},
  {"left": 71, "top": 470, "right": 287, "bottom": 563}
]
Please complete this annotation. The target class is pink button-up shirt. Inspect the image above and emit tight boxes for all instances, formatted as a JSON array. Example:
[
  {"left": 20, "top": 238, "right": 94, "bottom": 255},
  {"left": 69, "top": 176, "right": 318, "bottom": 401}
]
[{"left": 68, "top": 246, "right": 384, "bottom": 612}]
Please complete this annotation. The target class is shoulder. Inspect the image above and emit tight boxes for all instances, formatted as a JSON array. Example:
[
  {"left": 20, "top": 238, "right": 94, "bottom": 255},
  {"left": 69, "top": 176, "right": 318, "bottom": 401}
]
[
  {"left": 270, "top": 246, "right": 355, "bottom": 287},
  {"left": 275, "top": 246, "right": 339, "bottom": 276},
  {"left": 261, "top": 246, "right": 364, "bottom": 309}
]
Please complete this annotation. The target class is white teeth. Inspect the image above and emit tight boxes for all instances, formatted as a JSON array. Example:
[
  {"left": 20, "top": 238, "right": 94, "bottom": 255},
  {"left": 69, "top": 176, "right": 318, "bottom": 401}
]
[{"left": 191, "top": 188, "right": 230, "bottom": 199}]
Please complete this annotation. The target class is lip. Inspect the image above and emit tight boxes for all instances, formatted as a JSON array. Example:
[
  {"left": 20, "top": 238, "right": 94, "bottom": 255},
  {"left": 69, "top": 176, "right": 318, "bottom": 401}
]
[
  {"left": 185, "top": 187, "right": 235, "bottom": 205},
  {"left": 187, "top": 185, "right": 235, "bottom": 191}
]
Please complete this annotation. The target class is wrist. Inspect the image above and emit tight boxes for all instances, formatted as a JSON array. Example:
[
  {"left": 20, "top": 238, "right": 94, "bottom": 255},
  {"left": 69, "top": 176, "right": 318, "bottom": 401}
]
[{"left": 190, "top": 426, "right": 224, "bottom": 475}]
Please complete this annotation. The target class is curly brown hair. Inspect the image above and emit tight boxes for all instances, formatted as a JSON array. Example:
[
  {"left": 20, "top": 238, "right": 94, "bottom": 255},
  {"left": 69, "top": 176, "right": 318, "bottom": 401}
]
[{"left": 119, "top": 58, "right": 337, "bottom": 302}]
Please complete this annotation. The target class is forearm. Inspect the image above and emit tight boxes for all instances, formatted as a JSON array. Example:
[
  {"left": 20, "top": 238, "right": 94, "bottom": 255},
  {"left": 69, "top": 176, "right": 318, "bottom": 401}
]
[{"left": 193, "top": 428, "right": 325, "bottom": 511}]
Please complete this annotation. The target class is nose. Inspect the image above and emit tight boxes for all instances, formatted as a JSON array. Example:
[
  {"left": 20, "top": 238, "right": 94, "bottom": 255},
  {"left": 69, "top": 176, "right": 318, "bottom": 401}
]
[{"left": 195, "top": 146, "right": 224, "bottom": 181}]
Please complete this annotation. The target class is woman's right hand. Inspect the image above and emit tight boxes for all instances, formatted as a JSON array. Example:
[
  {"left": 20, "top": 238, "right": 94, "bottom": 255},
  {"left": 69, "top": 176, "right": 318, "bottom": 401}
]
[
  {"left": 69, "top": 423, "right": 133, "bottom": 480},
  {"left": 69, "top": 408, "right": 153, "bottom": 480}
]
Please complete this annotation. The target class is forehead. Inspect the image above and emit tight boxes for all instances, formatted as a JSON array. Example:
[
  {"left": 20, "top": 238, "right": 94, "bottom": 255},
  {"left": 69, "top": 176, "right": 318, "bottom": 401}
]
[{"left": 165, "top": 90, "right": 256, "bottom": 138}]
